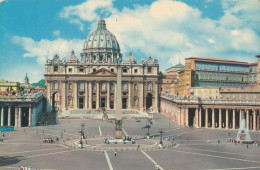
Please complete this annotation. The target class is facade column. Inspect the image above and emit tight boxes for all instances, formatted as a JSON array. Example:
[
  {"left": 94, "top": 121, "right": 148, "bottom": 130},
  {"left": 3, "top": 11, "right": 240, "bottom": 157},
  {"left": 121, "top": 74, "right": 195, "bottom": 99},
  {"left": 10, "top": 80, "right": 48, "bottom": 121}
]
[
  {"left": 85, "top": 82, "right": 88, "bottom": 109},
  {"left": 74, "top": 81, "right": 78, "bottom": 109},
  {"left": 253, "top": 110, "right": 256, "bottom": 131},
  {"left": 8, "top": 107, "right": 11, "bottom": 126},
  {"left": 106, "top": 82, "right": 110, "bottom": 109},
  {"left": 226, "top": 109, "right": 229, "bottom": 129},
  {"left": 154, "top": 82, "right": 159, "bottom": 112},
  {"left": 199, "top": 108, "right": 201, "bottom": 127},
  {"left": 62, "top": 81, "right": 67, "bottom": 110},
  {"left": 205, "top": 108, "right": 208, "bottom": 128},
  {"left": 18, "top": 107, "right": 22, "bottom": 128},
  {"left": 114, "top": 82, "right": 117, "bottom": 109},
  {"left": 29, "top": 107, "right": 32, "bottom": 127},
  {"left": 96, "top": 82, "right": 100, "bottom": 109},
  {"left": 246, "top": 109, "right": 249, "bottom": 130},
  {"left": 89, "top": 82, "right": 92, "bottom": 109},
  {"left": 15, "top": 107, "right": 18, "bottom": 128},
  {"left": 212, "top": 109, "right": 215, "bottom": 128},
  {"left": 128, "top": 83, "right": 131, "bottom": 109},
  {"left": 233, "top": 109, "right": 236, "bottom": 129},
  {"left": 195, "top": 108, "right": 198, "bottom": 128},
  {"left": 1, "top": 107, "right": 4, "bottom": 126},
  {"left": 139, "top": 83, "right": 144, "bottom": 111}
]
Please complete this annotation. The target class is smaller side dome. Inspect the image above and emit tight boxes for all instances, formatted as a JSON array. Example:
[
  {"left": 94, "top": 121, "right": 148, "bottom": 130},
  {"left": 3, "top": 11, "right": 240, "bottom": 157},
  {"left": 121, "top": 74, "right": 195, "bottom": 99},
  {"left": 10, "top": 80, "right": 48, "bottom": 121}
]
[
  {"left": 125, "top": 51, "right": 137, "bottom": 64},
  {"left": 67, "top": 50, "right": 78, "bottom": 63}
]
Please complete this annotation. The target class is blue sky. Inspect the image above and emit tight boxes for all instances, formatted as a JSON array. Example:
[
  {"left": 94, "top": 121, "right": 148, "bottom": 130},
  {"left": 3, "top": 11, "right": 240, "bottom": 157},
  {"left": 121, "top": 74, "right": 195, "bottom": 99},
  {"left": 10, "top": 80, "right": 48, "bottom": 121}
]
[{"left": 0, "top": 0, "right": 260, "bottom": 83}]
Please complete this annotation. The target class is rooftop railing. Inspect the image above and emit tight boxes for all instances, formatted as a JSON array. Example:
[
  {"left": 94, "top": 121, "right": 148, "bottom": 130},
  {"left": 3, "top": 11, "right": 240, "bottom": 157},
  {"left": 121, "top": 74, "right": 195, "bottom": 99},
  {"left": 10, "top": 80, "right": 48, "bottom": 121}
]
[{"left": 0, "top": 92, "right": 43, "bottom": 102}]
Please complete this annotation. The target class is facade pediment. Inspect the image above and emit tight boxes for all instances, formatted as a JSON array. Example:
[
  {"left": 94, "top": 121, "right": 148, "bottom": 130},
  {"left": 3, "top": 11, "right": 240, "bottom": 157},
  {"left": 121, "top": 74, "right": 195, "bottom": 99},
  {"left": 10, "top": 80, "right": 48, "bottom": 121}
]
[{"left": 88, "top": 68, "right": 116, "bottom": 76}]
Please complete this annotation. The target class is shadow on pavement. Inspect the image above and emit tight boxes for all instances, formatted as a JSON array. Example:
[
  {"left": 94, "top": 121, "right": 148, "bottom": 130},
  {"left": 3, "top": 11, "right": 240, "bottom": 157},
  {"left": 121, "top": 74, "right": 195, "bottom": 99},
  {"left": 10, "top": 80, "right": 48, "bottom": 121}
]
[{"left": 0, "top": 156, "right": 23, "bottom": 167}]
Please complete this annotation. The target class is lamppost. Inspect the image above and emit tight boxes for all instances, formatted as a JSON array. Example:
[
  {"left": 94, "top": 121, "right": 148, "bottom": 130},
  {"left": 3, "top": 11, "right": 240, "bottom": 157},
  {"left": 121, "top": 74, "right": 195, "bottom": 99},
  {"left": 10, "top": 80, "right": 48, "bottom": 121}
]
[
  {"left": 146, "top": 120, "right": 151, "bottom": 136},
  {"left": 158, "top": 129, "right": 164, "bottom": 145}
]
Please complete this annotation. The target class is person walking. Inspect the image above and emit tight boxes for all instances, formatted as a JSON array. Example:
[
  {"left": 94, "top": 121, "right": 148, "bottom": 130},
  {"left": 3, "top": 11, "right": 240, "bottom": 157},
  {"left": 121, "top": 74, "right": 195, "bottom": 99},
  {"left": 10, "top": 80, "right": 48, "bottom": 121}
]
[{"left": 114, "top": 151, "right": 117, "bottom": 157}]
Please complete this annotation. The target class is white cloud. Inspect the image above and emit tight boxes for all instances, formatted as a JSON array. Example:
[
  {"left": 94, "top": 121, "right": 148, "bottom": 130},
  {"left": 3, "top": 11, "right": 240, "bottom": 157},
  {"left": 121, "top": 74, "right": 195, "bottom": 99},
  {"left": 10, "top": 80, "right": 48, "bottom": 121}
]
[
  {"left": 53, "top": 30, "right": 60, "bottom": 37},
  {"left": 12, "top": 36, "right": 84, "bottom": 65},
  {"left": 0, "top": 0, "right": 6, "bottom": 4}
]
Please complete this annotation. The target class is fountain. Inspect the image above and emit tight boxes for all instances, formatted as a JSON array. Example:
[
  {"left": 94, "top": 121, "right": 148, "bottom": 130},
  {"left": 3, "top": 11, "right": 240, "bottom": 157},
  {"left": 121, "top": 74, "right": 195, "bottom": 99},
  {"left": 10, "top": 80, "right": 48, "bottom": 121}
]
[{"left": 232, "top": 110, "right": 254, "bottom": 144}]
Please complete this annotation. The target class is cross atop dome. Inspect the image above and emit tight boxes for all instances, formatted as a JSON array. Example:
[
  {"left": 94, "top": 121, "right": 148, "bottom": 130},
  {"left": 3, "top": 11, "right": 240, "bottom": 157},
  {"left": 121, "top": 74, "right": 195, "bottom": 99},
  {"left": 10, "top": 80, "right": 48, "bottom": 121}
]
[{"left": 98, "top": 11, "right": 106, "bottom": 30}]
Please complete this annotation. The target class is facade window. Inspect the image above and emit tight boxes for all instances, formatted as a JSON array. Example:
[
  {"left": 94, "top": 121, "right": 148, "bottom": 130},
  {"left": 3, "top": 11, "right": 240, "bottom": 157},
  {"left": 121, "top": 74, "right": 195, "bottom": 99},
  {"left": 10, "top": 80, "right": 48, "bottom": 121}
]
[
  {"left": 122, "top": 82, "right": 127, "bottom": 90},
  {"left": 148, "top": 67, "right": 152, "bottom": 73},
  {"left": 68, "top": 83, "right": 72, "bottom": 90},
  {"left": 110, "top": 83, "right": 114, "bottom": 90},
  {"left": 186, "top": 74, "right": 189, "bottom": 78},
  {"left": 79, "top": 68, "right": 84, "bottom": 72},
  {"left": 134, "top": 84, "right": 138, "bottom": 91},
  {"left": 92, "top": 84, "right": 96, "bottom": 90},
  {"left": 111, "top": 69, "right": 114, "bottom": 72},
  {"left": 54, "top": 66, "right": 58, "bottom": 72},
  {"left": 93, "top": 68, "right": 96, "bottom": 72},
  {"left": 147, "top": 83, "right": 152, "bottom": 91},
  {"left": 123, "top": 68, "right": 127, "bottom": 73},
  {"left": 54, "top": 82, "right": 58, "bottom": 90},
  {"left": 93, "top": 56, "right": 96, "bottom": 61},
  {"left": 134, "top": 69, "right": 138, "bottom": 73},
  {"left": 79, "top": 82, "right": 84, "bottom": 90},
  {"left": 101, "top": 82, "right": 106, "bottom": 90},
  {"left": 69, "top": 68, "right": 72, "bottom": 72}
]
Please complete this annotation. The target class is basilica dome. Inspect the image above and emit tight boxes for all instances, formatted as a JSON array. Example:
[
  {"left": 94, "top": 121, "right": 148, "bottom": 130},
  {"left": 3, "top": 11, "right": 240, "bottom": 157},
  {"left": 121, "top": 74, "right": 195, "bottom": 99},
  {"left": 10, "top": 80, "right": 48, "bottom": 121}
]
[{"left": 83, "top": 15, "right": 120, "bottom": 53}]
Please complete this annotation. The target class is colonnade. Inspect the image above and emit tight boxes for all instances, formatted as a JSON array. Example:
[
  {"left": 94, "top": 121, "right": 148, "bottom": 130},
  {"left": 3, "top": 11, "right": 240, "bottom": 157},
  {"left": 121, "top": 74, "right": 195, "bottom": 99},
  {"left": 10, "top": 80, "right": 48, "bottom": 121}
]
[
  {"left": 0, "top": 106, "right": 33, "bottom": 127},
  {"left": 160, "top": 98, "right": 260, "bottom": 131}
]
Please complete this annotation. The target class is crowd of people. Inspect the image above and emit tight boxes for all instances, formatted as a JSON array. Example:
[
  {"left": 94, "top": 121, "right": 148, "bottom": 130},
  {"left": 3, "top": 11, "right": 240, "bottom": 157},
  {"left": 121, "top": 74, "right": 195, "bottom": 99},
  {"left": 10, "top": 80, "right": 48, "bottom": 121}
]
[{"left": 43, "top": 137, "right": 54, "bottom": 143}]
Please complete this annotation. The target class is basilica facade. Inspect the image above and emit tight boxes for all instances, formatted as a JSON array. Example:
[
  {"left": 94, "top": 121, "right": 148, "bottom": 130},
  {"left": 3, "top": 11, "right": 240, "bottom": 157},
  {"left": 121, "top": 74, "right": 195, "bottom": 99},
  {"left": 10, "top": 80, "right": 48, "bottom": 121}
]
[{"left": 44, "top": 15, "right": 159, "bottom": 112}]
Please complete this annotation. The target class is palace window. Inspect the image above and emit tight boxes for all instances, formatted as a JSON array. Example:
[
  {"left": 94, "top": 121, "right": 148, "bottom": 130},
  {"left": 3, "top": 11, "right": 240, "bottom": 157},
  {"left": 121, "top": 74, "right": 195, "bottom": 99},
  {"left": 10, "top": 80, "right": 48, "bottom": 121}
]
[
  {"left": 79, "top": 82, "right": 84, "bottom": 90},
  {"left": 93, "top": 68, "right": 96, "bottom": 72},
  {"left": 101, "top": 82, "right": 106, "bottom": 90},
  {"left": 122, "top": 82, "right": 127, "bottom": 90},
  {"left": 134, "top": 69, "right": 138, "bottom": 73},
  {"left": 69, "top": 68, "right": 72, "bottom": 73},
  {"left": 147, "top": 83, "right": 152, "bottom": 91},
  {"left": 110, "top": 83, "right": 114, "bottom": 90},
  {"left": 54, "top": 82, "right": 58, "bottom": 90},
  {"left": 79, "top": 68, "right": 84, "bottom": 72},
  {"left": 123, "top": 68, "right": 127, "bottom": 73},
  {"left": 54, "top": 66, "right": 58, "bottom": 72},
  {"left": 111, "top": 69, "right": 114, "bottom": 72}
]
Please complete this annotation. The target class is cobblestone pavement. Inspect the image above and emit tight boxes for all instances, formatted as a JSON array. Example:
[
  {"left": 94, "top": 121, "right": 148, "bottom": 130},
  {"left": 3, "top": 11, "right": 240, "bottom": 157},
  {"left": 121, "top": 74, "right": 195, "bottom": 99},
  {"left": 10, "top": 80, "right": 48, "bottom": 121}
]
[{"left": 1, "top": 111, "right": 260, "bottom": 170}]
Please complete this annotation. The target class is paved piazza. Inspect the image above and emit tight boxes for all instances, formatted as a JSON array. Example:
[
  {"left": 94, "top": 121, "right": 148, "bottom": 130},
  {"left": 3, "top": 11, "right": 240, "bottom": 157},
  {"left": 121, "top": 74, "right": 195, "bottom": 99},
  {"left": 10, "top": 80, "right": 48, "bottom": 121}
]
[{"left": 1, "top": 112, "right": 260, "bottom": 170}]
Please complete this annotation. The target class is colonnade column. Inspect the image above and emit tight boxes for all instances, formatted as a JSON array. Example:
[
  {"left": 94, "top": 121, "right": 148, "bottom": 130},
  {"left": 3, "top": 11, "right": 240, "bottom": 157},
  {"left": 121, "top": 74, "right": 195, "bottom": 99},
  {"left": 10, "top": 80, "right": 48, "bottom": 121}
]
[
  {"left": 18, "top": 107, "right": 22, "bottom": 128},
  {"left": 178, "top": 108, "right": 182, "bottom": 125},
  {"left": 253, "top": 110, "right": 256, "bottom": 131},
  {"left": 29, "top": 107, "right": 32, "bottom": 127},
  {"left": 88, "top": 82, "right": 92, "bottom": 109},
  {"left": 199, "top": 108, "right": 201, "bottom": 127},
  {"left": 8, "top": 107, "right": 11, "bottom": 126},
  {"left": 1, "top": 107, "right": 4, "bottom": 126},
  {"left": 185, "top": 108, "right": 189, "bottom": 127},
  {"left": 226, "top": 109, "right": 228, "bottom": 129},
  {"left": 212, "top": 109, "right": 215, "bottom": 128},
  {"left": 128, "top": 83, "right": 131, "bottom": 109},
  {"left": 74, "top": 81, "right": 78, "bottom": 109},
  {"left": 233, "top": 109, "right": 236, "bottom": 129},
  {"left": 96, "top": 82, "right": 100, "bottom": 109},
  {"left": 107, "top": 82, "right": 110, "bottom": 109},
  {"left": 240, "top": 110, "right": 242, "bottom": 127},
  {"left": 85, "top": 82, "right": 88, "bottom": 109},
  {"left": 195, "top": 108, "right": 198, "bottom": 128},
  {"left": 219, "top": 108, "right": 222, "bottom": 128},
  {"left": 246, "top": 109, "right": 249, "bottom": 130},
  {"left": 205, "top": 108, "right": 208, "bottom": 128}
]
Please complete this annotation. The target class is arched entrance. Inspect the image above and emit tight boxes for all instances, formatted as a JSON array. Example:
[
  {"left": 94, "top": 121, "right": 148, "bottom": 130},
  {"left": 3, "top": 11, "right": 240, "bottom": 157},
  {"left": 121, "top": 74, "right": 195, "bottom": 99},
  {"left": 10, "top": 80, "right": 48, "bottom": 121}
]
[{"left": 146, "top": 93, "right": 152, "bottom": 110}]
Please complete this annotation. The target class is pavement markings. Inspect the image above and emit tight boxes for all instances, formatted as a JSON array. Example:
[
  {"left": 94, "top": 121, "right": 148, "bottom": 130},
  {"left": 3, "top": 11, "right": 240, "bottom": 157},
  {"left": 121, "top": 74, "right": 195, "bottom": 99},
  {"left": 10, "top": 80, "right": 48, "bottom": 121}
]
[
  {"left": 0, "top": 147, "right": 64, "bottom": 155},
  {"left": 169, "top": 149, "right": 260, "bottom": 164},
  {"left": 122, "top": 128, "right": 128, "bottom": 136},
  {"left": 99, "top": 126, "right": 102, "bottom": 136},
  {"left": 104, "top": 150, "right": 113, "bottom": 170},
  {"left": 141, "top": 150, "right": 164, "bottom": 170},
  {"left": 205, "top": 166, "right": 260, "bottom": 170},
  {"left": 176, "top": 147, "right": 260, "bottom": 158}
]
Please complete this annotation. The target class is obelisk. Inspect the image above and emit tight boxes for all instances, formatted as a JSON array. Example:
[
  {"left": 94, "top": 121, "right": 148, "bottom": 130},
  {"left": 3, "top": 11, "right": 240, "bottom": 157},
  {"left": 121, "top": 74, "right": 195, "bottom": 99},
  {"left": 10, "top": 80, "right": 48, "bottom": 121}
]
[{"left": 115, "top": 64, "right": 123, "bottom": 139}]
